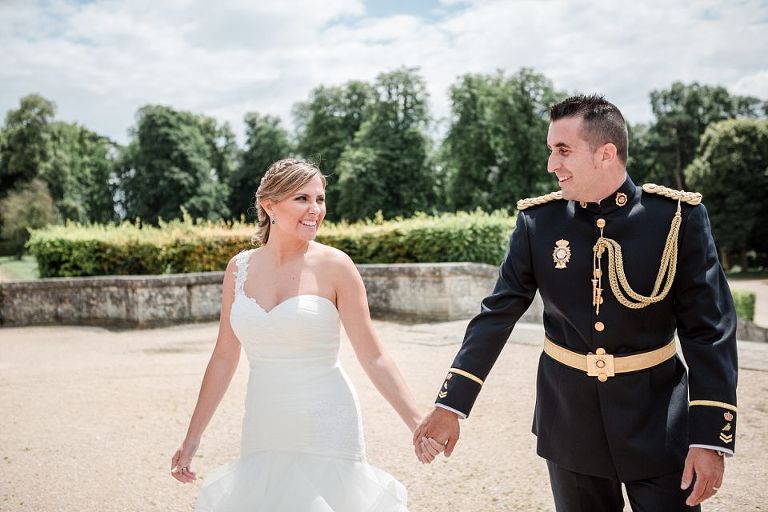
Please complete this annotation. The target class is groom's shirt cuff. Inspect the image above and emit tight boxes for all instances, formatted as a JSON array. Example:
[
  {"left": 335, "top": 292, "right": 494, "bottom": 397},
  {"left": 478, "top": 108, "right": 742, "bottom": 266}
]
[
  {"left": 435, "top": 403, "right": 467, "bottom": 419},
  {"left": 689, "top": 444, "right": 734, "bottom": 457}
]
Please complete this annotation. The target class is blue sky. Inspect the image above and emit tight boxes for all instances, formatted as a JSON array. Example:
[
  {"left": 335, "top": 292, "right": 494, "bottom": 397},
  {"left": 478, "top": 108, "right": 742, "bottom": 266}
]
[{"left": 1, "top": 0, "right": 766, "bottom": 145}]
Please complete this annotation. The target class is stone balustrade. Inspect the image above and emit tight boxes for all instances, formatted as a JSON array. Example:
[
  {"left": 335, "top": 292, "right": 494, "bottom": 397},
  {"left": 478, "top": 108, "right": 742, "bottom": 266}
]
[
  {"left": 0, "top": 263, "right": 544, "bottom": 328},
  {"left": 2, "top": 263, "right": 763, "bottom": 342}
]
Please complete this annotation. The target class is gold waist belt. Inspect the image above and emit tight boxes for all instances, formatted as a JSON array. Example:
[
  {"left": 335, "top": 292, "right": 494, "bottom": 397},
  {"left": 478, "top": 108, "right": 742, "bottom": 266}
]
[{"left": 543, "top": 337, "right": 677, "bottom": 382}]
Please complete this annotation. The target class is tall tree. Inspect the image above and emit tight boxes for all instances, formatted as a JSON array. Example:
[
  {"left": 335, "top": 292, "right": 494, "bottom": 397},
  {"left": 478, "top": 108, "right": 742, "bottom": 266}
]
[
  {"left": 0, "top": 94, "right": 55, "bottom": 197},
  {"left": 442, "top": 69, "right": 565, "bottom": 211},
  {"left": 336, "top": 68, "right": 434, "bottom": 221},
  {"left": 685, "top": 119, "right": 768, "bottom": 269},
  {"left": 646, "top": 82, "right": 763, "bottom": 189},
  {"left": 293, "top": 81, "right": 374, "bottom": 219},
  {"left": 117, "top": 105, "right": 230, "bottom": 223},
  {"left": 228, "top": 113, "right": 293, "bottom": 219}
]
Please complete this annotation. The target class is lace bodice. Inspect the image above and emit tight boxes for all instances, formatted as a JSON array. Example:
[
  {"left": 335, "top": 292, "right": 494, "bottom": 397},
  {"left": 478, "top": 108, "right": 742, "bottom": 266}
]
[{"left": 229, "top": 249, "right": 341, "bottom": 365}]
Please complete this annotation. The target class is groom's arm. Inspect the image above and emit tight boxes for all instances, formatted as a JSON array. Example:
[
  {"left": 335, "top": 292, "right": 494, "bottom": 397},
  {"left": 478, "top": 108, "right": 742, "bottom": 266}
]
[{"left": 436, "top": 211, "right": 538, "bottom": 418}]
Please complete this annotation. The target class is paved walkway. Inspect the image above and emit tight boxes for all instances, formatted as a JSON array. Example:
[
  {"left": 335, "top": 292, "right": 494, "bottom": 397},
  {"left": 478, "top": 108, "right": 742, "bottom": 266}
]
[{"left": 1, "top": 320, "right": 765, "bottom": 512}]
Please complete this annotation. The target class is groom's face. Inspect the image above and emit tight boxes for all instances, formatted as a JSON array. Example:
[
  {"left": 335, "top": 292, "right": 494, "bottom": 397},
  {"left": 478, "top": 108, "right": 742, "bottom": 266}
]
[{"left": 546, "top": 116, "right": 603, "bottom": 202}]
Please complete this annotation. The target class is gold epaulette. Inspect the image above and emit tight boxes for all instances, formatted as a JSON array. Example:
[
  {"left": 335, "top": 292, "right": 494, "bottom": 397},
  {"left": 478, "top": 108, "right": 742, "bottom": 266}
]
[
  {"left": 642, "top": 183, "right": 702, "bottom": 206},
  {"left": 517, "top": 191, "right": 564, "bottom": 211}
]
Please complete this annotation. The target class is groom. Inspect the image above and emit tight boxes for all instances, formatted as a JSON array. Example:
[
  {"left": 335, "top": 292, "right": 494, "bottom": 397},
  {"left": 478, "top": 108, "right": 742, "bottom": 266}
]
[{"left": 414, "top": 95, "right": 738, "bottom": 511}]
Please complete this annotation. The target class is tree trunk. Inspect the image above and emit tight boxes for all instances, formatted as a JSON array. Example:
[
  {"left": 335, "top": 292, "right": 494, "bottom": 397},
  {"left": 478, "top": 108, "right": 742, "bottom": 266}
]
[{"left": 719, "top": 247, "right": 730, "bottom": 271}]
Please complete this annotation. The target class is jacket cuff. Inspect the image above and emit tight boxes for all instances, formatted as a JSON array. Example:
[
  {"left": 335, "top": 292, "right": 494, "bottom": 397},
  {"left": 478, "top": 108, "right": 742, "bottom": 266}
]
[
  {"left": 435, "top": 367, "right": 483, "bottom": 418},
  {"left": 689, "top": 400, "right": 737, "bottom": 452}
]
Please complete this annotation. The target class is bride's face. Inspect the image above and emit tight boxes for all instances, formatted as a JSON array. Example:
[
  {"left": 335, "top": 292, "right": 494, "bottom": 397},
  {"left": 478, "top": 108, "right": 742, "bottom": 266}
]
[{"left": 268, "top": 175, "right": 326, "bottom": 242}]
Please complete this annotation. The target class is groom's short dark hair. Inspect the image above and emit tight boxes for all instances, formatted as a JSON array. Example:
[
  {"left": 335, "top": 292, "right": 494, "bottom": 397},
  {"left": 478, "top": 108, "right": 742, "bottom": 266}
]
[{"left": 550, "top": 94, "right": 628, "bottom": 164}]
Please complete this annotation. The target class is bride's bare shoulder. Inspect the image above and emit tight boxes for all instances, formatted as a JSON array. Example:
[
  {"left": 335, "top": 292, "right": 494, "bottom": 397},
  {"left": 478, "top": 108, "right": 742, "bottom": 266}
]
[{"left": 310, "top": 242, "right": 356, "bottom": 273}]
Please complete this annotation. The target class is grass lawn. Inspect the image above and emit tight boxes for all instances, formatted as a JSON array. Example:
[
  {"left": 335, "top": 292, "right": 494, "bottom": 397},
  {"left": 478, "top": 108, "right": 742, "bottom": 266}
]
[{"left": 0, "top": 255, "right": 39, "bottom": 280}]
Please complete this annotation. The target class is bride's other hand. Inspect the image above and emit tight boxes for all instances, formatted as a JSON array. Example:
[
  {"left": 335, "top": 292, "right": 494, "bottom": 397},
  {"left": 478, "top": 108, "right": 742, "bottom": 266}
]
[{"left": 171, "top": 438, "right": 199, "bottom": 483}]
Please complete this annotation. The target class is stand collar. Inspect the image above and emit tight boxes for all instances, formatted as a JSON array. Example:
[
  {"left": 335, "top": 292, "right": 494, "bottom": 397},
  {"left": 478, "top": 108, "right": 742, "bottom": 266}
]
[{"left": 576, "top": 174, "right": 637, "bottom": 214}]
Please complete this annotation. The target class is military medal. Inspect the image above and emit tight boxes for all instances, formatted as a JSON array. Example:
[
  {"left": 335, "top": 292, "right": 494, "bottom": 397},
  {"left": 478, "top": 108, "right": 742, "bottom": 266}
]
[{"left": 552, "top": 240, "right": 571, "bottom": 269}]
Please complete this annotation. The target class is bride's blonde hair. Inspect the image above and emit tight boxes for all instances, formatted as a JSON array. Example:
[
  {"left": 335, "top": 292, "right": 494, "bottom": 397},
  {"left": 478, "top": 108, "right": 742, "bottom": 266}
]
[{"left": 253, "top": 158, "right": 326, "bottom": 245}]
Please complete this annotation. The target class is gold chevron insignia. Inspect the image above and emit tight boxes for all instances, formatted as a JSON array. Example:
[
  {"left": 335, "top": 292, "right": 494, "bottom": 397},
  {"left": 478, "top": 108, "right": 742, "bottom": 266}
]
[
  {"left": 438, "top": 391, "right": 448, "bottom": 399},
  {"left": 719, "top": 433, "right": 733, "bottom": 444}
]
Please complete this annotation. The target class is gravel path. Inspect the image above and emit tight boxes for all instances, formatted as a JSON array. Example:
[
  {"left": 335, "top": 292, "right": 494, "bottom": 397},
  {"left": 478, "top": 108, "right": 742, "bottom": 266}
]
[{"left": 1, "top": 320, "right": 765, "bottom": 512}]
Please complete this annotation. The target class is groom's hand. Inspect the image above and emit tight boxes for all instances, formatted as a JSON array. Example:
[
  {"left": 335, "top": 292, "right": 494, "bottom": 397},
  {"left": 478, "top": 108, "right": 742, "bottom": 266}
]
[
  {"left": 413, "top": 407, "right": 460, "bottom": 457},
  {"left": 681, "top": 447, "right": 725, "bottom": 506}
]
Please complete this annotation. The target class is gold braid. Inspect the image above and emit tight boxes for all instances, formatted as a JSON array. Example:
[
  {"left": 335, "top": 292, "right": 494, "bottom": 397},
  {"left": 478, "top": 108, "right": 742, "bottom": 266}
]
[{"left": 592, "top": 199, "right": 682, "bottom": 312}]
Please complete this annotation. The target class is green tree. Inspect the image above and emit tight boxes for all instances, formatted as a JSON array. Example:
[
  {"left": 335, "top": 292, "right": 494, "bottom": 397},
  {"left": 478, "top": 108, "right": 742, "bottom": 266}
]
[
  {"left": 442, "top": 69, "right": 565, "bottom": 212},
  {"left": 685, "top": 119, "right": 768, "bottom": 270},
  {"left": 336, "top": 68, "right": 434, "bottom": 221},
  {"left": 228, "top": 113, "right": 293, "bottom": 219},
  {"left": 0, "top": 179, "right": 60, "bottom": 258},
  {"left": 42, "top": 122, "right": 118, "bottom": 223},
  {"left": 0, "top": 94, "right": 55, "bottom": 197},
  {"left": 196, "top": 117, "right": 238, "bottom": 185},
  {"left": 293, "top": 81, "right": 374, "bottom": 219},
  {"left": 117, "top": 105, "right": 230, "bottom": 223},
  {"left": 646, "top": 82, "right": 763, "bottom": 189}
]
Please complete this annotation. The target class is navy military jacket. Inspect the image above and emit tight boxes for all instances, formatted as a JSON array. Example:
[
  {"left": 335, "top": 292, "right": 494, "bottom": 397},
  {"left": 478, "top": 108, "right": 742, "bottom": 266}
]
[{"left": 435, "top": 175, "right": 738, "bottom": 481}]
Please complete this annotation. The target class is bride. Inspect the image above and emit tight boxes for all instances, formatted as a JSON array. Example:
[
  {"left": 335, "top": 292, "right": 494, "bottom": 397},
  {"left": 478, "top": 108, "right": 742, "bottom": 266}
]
[{"left": 171, "top": 159, "right": 443, "bottom": 511}]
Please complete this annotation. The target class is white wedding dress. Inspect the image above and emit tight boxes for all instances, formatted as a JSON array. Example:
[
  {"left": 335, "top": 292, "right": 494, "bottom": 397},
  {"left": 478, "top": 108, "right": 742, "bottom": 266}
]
[{"left": 195, "top": 249, "right": 408, "bottom": 511}]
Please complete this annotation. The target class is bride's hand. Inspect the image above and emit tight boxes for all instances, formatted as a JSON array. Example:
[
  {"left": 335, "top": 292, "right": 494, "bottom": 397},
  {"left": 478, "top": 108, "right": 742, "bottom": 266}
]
[
  {"left": 171, "top": 438, "right": 199, "bottom": 483},
  {"left": 415, "top": 436, "right": 445, "bottom": 464}
]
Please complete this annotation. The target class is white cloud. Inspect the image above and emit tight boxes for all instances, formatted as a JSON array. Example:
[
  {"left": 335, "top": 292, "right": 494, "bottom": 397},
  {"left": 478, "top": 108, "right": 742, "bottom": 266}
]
[{"left": 0, "top": 0, "right": 765, "bottom": 145}]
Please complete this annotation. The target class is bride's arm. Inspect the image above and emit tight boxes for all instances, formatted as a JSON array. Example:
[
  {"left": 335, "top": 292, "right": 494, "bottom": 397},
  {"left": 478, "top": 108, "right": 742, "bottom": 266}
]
[
  {"left": 333, "top": 252, "right": 423, "bottom": 434},
  {"left": 171, "top": 257, "right": 242, "bottom": 483}
]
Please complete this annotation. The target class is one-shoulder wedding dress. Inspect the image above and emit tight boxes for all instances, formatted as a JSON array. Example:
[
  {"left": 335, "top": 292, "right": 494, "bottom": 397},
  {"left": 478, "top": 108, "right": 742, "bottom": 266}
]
[{"left": 195, "top": 249, "right": 408, "bottom": 511}]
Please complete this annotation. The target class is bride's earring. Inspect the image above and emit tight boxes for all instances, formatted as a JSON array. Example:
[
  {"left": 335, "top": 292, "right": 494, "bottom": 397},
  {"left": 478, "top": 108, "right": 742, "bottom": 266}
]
[{"left": 271, "top": 217, "right": 276, "bottom": 225}]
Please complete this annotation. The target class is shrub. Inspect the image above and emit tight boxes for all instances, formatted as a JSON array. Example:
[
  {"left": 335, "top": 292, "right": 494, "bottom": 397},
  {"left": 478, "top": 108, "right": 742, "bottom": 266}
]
[
  {"left": 732, "top": 290, "right": 755, "bottom": 322},
  {"left": 0, "top": 180, "right": 60, "bottom": 258}
]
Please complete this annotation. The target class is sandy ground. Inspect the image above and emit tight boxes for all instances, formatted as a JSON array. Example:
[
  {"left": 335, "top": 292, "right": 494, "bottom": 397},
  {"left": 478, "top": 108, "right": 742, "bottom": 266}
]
[{"left": 1, "top": 319, "right": 766, "bottom": 512}]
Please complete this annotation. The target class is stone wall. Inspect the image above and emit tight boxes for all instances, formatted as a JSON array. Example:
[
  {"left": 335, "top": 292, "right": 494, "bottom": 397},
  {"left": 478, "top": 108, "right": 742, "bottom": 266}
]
[{"left": 0, "top": 263, "right": 544, "bottom": 328}]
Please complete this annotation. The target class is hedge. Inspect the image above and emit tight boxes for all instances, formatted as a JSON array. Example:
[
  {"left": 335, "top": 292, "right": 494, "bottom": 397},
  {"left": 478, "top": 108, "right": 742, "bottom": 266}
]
[
  {"left": 26, "top": 210, "right": 516, "bottom": 278},
  {"left": 732, "top": 289, "right": 756, "bottom": 322}
]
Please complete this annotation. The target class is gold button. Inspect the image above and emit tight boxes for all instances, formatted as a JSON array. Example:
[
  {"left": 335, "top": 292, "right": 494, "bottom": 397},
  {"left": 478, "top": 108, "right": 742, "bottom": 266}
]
[
  {"left": 596, "top": 218, "right": 606, "bottom": 228},
  {"left": 598, "top": 374, "right": 608, "bottom": 382},
  {"left": 596, "top": 360, "right": 606, "bottom": 368},
  {"left": 595, "top": 321, "right": 605, "bottom": 332},
  {"left": 596, "top": 347, "right": 606, "bottom": 355}
]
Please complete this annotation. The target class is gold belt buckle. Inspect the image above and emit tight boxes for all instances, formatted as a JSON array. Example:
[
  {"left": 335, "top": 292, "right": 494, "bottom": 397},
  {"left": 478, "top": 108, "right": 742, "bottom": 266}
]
[{"left": 586, "top": 348, "right": 615, "bottom": 382}]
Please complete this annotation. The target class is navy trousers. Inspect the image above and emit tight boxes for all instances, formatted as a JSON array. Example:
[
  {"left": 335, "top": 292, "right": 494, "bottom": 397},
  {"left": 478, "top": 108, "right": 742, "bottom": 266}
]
[{"left": 547, "top": 460, "right": 701, "bottom": 512}]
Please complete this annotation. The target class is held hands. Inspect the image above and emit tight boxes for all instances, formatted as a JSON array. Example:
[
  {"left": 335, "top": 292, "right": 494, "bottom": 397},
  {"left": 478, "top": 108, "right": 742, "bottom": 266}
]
[
  {"left": 170, "top": 438, "right": 200, "bottom": 483},
  {"left": 412, "top": 407, "right": 460, "bottom": 463},
  {"left": 680, "top": 447, "right": 725, "bottom": 506}
]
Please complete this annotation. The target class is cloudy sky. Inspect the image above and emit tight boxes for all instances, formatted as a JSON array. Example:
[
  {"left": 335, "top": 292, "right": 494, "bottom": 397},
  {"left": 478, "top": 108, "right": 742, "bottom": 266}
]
[{"left": 1, "top": 0, "right": 766, "bottom": 145}]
